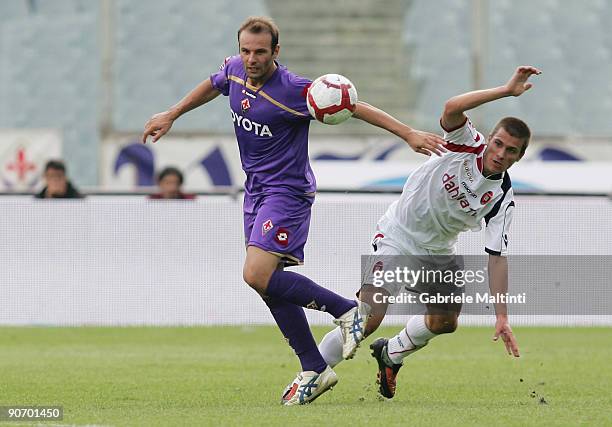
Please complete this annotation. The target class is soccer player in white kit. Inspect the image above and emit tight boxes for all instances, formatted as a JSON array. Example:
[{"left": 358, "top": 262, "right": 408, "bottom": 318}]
[{"left": 317, "top": 65, "right": 542, "bottom": 398}]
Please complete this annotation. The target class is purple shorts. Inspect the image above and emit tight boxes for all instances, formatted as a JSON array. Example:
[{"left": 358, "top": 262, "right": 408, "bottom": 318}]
[{"left": 243, "top": 193, "right": 314, "bottom": 266}]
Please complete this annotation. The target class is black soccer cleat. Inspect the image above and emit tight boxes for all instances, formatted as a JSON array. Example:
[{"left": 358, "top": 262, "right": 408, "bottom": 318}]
[{"left": 370, "top": 338, "right": 403, "bottom": 399}]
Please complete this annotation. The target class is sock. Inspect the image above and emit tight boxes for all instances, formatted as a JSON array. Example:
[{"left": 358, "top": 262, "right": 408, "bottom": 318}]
[
  {"left": 264, "top": 296, "right": 327, "bottom": 373},
  {"left": 266, "top": 270, "right": 356, "bottom": 318},
  {"left": 387, "top": 315, "right": 437, "bottom": 364},
  {"left": 318, "top": 327, "right": 344, "bottom": 368}
]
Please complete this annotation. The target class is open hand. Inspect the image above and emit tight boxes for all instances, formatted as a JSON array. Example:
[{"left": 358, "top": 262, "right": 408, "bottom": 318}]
[
  {"left": 505, "top": 66, "right": 542, "bottom": 97},
  {"left": 403, "top": 129, "right": 447, "bottom": 157}
]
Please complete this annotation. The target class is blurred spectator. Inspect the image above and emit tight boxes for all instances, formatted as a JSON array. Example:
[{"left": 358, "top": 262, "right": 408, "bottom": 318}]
[
  {"left": 35, "top": 160, "right": 83, "bottom": 199},
  {"left": 149, "top": 167, "right": 195, "bottom": 199}
]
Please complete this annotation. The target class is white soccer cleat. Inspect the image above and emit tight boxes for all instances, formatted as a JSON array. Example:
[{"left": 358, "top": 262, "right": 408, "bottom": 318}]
[
  {"left": 334, "top": 302, "right": 369, "bottom": 359},
  {"left": 281, "top": 366, "right": 338, "bottom": 406},
  {"left": 280, "top": 374, "right": 299, "bottom": 405}
]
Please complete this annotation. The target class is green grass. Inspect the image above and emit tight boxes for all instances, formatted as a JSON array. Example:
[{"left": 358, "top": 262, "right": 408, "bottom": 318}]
[{"left": 0, "top": 326, "right": 611, "bottom": 426}]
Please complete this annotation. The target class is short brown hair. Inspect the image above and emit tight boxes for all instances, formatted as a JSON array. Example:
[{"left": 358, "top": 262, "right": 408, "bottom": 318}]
[
  {"left": 490, "top": 117, "right": 531, "bottom": 156},
  {"left": 237, "top": 16, "right": 279, "bottom": 50},
  {"left": 158, "top": 166, "right": 184, "bottom": 185},
  {"left": 44, "top": 159, "right": 66, "bottom": 173}
]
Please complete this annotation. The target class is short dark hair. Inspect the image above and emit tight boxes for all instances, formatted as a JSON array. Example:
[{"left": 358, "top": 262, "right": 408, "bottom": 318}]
[
  {"left": 158, "top": 167, "right": 183, "bottom": 185},
  {"left": 44, "top": 160, "right": 66, "bottom": 173},
  {"left": 237, "top": 16, "right": 279, "bottom": 51},
  {"left": 490, "top": 117, "right": 531, "bottom": 156}
]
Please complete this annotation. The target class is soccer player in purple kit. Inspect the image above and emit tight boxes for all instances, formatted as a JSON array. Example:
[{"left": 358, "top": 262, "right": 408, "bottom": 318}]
[{"left": 142, "top": 16, "right": 446, "bottom": 405}]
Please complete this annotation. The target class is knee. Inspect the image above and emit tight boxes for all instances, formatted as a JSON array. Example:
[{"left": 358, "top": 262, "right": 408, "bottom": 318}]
[
  {"left": 426, "top": 315, "right": 459, "bottom": 334},
  {"left": 243, "top": 246, "right": 282, "bottom": 293},
  {"left": 243, "top": 265, "right": 266, "bottom": 292},
  {"left": 242, "top": 262, "right": 275, "bottom": 295}
]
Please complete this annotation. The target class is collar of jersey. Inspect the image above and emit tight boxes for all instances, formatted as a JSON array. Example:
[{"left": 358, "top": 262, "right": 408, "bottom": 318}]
[
  {"left": 228, "top": 63, "right": 307, "bottom": 117},
  {"left": 240, "top": 61, "right": 280, "bottom": 95}
]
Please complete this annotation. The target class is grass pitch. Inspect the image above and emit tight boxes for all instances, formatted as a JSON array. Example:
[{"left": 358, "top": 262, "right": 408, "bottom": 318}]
[{"left": 1, "top": 326, "right": 611, "bottom": 426}]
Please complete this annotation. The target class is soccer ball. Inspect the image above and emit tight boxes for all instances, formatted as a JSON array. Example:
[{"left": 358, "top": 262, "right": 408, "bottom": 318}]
[{"left": 306, "top": 74, "right": 358, "bottom": 125}]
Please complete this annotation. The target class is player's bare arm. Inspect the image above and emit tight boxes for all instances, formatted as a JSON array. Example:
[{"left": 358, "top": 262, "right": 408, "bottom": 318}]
[
  {"left": 353, "top": 101, "right": 447, "bottom": 157},
  {"left": 441, "top": 66, "right": 542, "bottom": 130},
  {"left": 488, "top": 254, "right": 520, "bottom": 357},
  {"left": 142, "top": 78, "right": 221, "bottom": 143}
]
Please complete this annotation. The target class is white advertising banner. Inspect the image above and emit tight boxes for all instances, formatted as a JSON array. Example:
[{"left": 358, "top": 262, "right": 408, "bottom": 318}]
[
  {"left": 1, "top": 195, "right": 611, "bottom": 326},
  {"left": 101, "top": 136, "right": 612, "bottom": 194},
  {"left": 0, "top": 130, "right": 62, "bottom": 191}
]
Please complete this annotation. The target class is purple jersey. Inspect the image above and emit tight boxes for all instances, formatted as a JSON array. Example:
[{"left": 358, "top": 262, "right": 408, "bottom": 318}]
[{"left": 210, "top": 56, "right": 316, "bottom": 196}]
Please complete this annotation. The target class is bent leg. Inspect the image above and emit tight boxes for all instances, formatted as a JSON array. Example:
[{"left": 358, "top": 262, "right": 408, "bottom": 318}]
[
  {"left": 244, "top": 251, "right": 327, "bottom": 373},
  {"left": 387, "top": 303, "right": 461, "bottom": 364},
  {"left": 244, "top": 245, "right": 356, "bottom": 318}
]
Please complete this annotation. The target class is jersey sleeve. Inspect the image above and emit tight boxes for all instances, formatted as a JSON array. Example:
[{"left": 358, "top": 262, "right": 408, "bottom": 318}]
[
  {"left": 440, "top": 116, "right": 485, "bottom": 148},
  {"left": 285, "top": 74, "right": 314, "bottom": 121},
  {"left": 209, "top": 56, "right": 235, "bottom": 96},
  {"left": 484, "top": 188, "right": 515, "bottom": 256}
]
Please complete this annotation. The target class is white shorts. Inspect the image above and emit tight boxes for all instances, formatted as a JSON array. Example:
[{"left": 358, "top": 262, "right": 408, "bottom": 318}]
[{"left": 361, "top": 215, "right": 463, "bottom": 298}]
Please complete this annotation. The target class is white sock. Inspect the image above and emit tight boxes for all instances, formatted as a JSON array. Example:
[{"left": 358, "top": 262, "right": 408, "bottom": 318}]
[
  {"left": 318, "top": 326, "right": 343, "bottom": 368},
  {"left": 387, "top": 315, "right": 437, "bottom": 364}
]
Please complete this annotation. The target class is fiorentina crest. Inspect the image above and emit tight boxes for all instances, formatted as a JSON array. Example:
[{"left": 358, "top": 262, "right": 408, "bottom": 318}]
[
  {"left": 241, "top": 98, "right": 251, "bottom": 112},
  {"left": 262, "top": 219, "right": 273, "bottom": 235}
]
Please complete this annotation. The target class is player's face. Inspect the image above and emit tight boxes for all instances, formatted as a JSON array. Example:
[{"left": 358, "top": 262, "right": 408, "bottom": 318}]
[
  {"left": 159, "top": 174, "right": 181, "bottom": 199},
  {"left": 238, "top": 31, "right": 279, "bottom": 84},
  {"left": 44, "top": 168, "right": 68, "bottom": 196},
  {"left": 483, "top": 128, "right": 524, "bottom": 175}
]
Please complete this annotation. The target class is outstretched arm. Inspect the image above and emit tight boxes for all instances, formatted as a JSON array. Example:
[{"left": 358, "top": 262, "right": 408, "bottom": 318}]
[
  {"left": 142, "top": 78, "right": 221, "bottom": 143},
  {"left": 353, "top": 101, "right": 447, "bottom": 157},
  {"left": 442, "top": 66, "right": 542, "bottom": 130},
  {"left": 488, "top": 254, "right": 520, "bottom": 357}
]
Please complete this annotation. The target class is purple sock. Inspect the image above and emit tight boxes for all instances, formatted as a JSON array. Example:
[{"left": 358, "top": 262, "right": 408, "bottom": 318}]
[
  {"left": 265, "top": 270, "right": 356, "bottom": 318},
  {"left": 264, "top": 296, "right": 328, "bottom": 373}
]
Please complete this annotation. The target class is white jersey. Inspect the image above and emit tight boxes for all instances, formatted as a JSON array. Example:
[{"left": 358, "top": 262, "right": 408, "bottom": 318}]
[{"left": 384, "top": 117, "right": 515, "bottom": 256}]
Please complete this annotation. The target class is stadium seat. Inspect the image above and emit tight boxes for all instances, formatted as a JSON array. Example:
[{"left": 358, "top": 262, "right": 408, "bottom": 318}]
[
  {"left": 0, "top": 14, "right": 99, "bottom": 185},
  {"left": 112, "top": 0, "right": 267, "bottom": 133}
]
